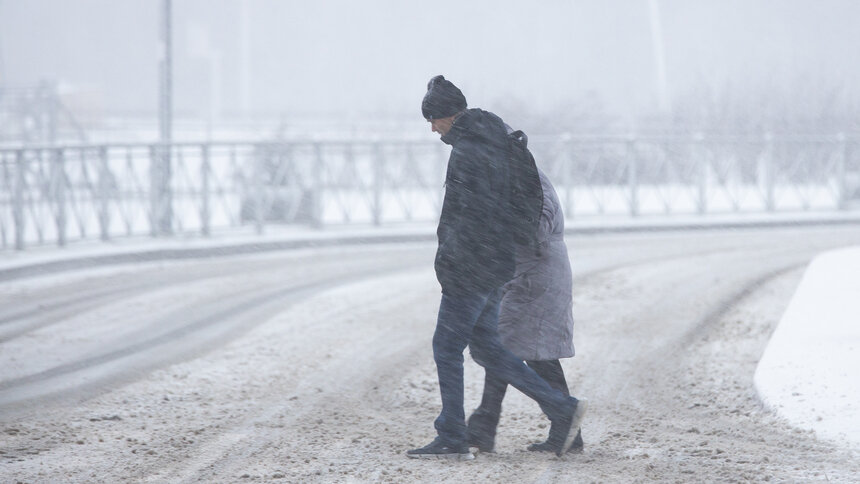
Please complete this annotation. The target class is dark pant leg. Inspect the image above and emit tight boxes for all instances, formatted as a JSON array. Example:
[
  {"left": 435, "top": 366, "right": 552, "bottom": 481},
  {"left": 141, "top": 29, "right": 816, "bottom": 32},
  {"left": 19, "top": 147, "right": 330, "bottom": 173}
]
[
  {"left": 468, "top": 291, "right": 572, "bottom": 423},
  {"left": 526, "top": 359, "right": 569, "bottom": 397},
  {"left": 477, "top": 371, "right": 508, "bottom": 418},
  {"left": 432, "top": 290, "right": 494, "bottom": 445},
  {"left": 477, "top": 360, "right": 568, "bottom": 421},
  {"left": 528, "top": 359, "right": 583, "bottom": 448}
]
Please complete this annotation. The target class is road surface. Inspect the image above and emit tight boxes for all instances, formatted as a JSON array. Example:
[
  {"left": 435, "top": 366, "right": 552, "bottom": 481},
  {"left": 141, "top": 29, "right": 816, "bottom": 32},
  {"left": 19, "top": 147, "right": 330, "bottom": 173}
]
[{"left": 2, "top": 226, "right": 859, "bottom": 483}]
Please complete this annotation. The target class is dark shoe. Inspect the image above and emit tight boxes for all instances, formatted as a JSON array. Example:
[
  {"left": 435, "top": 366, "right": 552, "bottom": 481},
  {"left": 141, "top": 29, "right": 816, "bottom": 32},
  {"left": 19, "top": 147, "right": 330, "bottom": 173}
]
[
  {"left": 527, "top": 428, "right": 583, "bottom": 453},
  {"left": 406, "top": 437, "right": 474, "bottom": 460},
  {"left": 466, "top": 408, "right": 499, "bottom": 453},
  {"left": 546, "top": 398, "right": 588, "bottom": 457}
]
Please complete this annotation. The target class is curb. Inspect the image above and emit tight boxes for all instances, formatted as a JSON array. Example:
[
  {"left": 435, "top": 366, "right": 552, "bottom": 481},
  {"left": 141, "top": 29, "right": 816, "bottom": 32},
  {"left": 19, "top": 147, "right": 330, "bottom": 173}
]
[
  {"left": 0, "top": 233, "right": 437, "bottom": 282},
  {"left": 2, "top": 213, "right": 859, "bottom": 282}
]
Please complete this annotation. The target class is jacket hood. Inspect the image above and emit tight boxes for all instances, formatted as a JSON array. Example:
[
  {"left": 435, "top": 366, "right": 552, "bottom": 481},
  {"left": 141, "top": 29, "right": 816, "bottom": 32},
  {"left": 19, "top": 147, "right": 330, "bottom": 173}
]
[{"left": 440, "top": 108, "right": 509, "bottom": 148}]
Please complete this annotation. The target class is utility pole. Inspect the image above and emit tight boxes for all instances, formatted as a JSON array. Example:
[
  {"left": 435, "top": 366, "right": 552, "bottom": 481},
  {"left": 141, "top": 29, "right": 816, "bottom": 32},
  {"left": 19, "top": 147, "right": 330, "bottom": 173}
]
[
  {"left": 154, "top": 0, "right": 173, "bottom": 235},
  {"left": 239, "top": 0, "right": 251, "bottom": 119},
  {"left": 0, "top": 0, "right": 6, "bottom": 88},
  {"left": 648, "top": 0, "right": 671, "bottom": 114}
]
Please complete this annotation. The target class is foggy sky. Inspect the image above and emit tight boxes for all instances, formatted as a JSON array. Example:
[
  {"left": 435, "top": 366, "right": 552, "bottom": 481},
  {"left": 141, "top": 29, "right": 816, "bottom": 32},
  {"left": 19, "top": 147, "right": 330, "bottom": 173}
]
[{"left": 2, "top": 0, "right": 859, "bottom": 120}]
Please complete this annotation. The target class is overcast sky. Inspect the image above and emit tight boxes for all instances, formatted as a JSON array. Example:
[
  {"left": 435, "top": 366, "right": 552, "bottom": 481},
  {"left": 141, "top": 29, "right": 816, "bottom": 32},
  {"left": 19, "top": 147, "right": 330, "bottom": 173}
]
[{"left": 2, "top": 0, "right": 859, "bottom": 120}]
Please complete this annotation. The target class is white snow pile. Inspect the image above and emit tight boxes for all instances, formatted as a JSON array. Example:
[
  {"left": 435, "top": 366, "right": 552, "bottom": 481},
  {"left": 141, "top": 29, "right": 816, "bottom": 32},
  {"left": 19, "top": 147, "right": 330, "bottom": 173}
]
[{"left": 755, "top": 246, "right": 860, "bottom": 449}]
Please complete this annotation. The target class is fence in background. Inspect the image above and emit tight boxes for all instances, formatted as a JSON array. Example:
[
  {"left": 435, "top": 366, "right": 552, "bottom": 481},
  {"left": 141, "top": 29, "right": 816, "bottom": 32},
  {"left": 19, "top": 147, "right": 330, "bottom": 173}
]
[{"left": 1, "top": 133, "right": 858, "bottom": 250}]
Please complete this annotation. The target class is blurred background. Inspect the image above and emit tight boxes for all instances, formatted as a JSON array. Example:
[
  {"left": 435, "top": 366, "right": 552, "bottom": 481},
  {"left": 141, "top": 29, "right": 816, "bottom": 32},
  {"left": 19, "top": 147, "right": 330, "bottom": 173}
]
[
  {"left": 1, "top": 0, "right": 859, "bottom": 249},
  {"left": 3, "top": 0, "right": 860, "bottom": 141}
]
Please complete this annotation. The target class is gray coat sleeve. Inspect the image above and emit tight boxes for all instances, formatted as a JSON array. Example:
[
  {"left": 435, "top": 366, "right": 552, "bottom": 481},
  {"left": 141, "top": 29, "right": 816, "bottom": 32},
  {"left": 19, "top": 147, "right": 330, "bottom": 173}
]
[{"left": 537, "top": 169, "right": 565, "bottom": 242}]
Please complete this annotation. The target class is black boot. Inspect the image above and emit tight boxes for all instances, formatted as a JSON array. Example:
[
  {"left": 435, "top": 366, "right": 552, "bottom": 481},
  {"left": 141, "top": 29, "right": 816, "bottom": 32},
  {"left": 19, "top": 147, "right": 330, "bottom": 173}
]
[
  {"left": 466, "top": 408, "right": 499, "bottom": 453},
  {"left": 527, "top": 428, "right": 584, "bottom": 453},
  {"left": 540, "top": 397, "right": 588, "bottom": 456},
  {"left": 407, "top": 437, "right": 474, "bottom": 460}
]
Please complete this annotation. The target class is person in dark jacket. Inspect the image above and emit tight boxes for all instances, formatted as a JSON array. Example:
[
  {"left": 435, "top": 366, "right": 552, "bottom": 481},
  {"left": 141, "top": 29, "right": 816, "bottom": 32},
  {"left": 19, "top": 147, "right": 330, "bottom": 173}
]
[
  {"left": 466, "top": 169, "right": 584, "bottom": 454},
  {"left": 406, "top": 75, "right": 587, "bottom": 460}
]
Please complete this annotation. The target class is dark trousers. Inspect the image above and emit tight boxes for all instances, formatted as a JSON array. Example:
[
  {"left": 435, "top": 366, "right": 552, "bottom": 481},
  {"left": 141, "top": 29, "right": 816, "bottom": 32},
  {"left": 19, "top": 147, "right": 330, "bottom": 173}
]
[
  {"left": 432, "top": 287, "right": 572, "bottom": 445},
  {"left": 478, "top": 359, "right": 570, "bottom": 418}
]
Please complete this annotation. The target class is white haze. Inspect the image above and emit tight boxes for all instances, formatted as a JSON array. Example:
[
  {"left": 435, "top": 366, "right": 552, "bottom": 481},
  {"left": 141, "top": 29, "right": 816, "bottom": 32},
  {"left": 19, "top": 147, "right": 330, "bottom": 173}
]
[{"left": 1, "top": 0, "right": 859, "bottom": 128}]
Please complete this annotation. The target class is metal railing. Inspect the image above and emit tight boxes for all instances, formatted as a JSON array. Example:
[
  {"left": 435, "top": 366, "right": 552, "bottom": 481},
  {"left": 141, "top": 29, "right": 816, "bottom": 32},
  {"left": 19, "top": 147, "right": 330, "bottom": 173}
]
[{"left": 1, "top": 133, "right": 858, "bottom": 250}]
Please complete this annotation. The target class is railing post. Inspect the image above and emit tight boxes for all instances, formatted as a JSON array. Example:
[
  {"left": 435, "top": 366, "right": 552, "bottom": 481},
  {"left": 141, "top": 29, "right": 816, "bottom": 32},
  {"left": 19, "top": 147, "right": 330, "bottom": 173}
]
[
  {"left": 149, "top": 143, "right": 173, "bottom": 237},
  {"left": 53, "top": 148, "right": 67, "bottom": 247},
  {"left": 0, "top": 154, "right": 7, "bottom": 248},
  {"left": 98, "top": 146, "right": 111, "bottom": 241},
  {"left": 253, "top": 147, "right": 265, "bottom": 235},
  {"left": 627, "top": 135, "right": 639, "bottom": 217},
  {"left": 14, "top": 150, "right": 26, "bottom": 250},
  {"left": 200, "top": 144, "right": 211, "bottom": 236},
  {"left": 163, "top": 144, "right": 173, "bottom": 234},
  {"left": 763, "top": 133, "right": 775, "bottom": 212},
  {"left": 149, "top": 145, "right": 157, "bottom": 236},
  {"left": 561, "top": 134, "right": 573, "bottom": 217},
  {"left": 836, "top": 132, "right": 847, "bottom": 210},
  {"left": 228, "top": 145, "right": 239, "bottom": 228},
  {"left": 311, "top": 143, "right": 323, "bottom": 228},
  {"left": 695, "top": 132, "right": 707, "bottom": 214},
  {"left": 372, "top": 142, "right": 383, "bottom": 226}
]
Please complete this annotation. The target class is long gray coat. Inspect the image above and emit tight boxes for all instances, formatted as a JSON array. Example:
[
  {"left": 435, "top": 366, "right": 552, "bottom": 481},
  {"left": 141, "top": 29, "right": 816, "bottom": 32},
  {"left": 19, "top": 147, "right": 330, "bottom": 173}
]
[{"left": 497, "top": 170, "right": 574, "bottom": 361}]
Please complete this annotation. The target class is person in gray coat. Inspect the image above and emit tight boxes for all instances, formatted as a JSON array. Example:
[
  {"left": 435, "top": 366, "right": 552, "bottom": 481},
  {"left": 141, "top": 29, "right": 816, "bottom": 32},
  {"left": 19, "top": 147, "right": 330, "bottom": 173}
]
[{"left": 466, "top": 168, "right": 584, "bottom": 453}]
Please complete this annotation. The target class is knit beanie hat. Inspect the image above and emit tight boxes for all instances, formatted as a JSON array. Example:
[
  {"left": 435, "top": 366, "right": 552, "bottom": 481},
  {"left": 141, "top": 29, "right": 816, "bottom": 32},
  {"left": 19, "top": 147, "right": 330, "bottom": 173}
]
[{"left": 421, "top": 75, "right": 467, "bottom": 120}]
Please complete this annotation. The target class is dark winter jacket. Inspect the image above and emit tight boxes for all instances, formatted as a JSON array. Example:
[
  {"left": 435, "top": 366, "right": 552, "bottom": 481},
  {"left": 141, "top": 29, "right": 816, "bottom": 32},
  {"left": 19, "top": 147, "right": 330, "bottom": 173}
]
[{"left": 435, "top": 108, "right": 516, "bottom": 295}]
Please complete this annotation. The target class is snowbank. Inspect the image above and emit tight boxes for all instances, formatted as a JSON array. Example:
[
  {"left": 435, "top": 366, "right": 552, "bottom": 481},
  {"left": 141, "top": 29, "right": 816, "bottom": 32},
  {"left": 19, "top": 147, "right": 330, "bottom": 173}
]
[{"left": 754, "top": 246, "right": 860, "bottom": 449}]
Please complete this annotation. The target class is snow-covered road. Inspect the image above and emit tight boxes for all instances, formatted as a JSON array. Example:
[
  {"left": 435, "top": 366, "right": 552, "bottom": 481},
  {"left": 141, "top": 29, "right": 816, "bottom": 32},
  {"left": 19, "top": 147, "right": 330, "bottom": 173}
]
[{"left": 2, "top": 226, "right": 860, "bottom": 483}]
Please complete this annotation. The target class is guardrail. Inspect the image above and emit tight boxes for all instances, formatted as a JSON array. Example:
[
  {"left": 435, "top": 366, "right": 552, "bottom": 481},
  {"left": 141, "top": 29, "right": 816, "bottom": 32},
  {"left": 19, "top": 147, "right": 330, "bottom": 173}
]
[{"left": 1, "top": 133, "right": 858, "bottom": 250}]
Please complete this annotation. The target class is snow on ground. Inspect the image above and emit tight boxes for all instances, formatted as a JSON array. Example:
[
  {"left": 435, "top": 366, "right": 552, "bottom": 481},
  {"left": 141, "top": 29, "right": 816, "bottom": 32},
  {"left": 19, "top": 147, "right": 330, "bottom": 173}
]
[
  {"left": 3, "top": 226, "right": 860, "bottom": 482},
  {"left": 2, "top": 215, "right": 860, "bottom": 461},
  {"left": 755, "top": 246, "right": 860, "bottom": 450}
]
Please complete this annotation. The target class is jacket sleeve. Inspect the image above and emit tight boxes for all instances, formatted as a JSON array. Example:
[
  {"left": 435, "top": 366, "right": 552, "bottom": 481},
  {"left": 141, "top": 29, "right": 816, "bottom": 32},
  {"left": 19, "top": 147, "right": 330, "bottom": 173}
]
[{"left": 537, "top": 171, "right": 562, "bottom": 243}]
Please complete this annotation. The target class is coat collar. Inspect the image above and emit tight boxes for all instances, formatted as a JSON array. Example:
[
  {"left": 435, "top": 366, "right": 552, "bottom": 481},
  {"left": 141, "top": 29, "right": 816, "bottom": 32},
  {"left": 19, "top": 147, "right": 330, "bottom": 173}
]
[{"left": 440, "top": 109, "right": 476, "bottom": 145}]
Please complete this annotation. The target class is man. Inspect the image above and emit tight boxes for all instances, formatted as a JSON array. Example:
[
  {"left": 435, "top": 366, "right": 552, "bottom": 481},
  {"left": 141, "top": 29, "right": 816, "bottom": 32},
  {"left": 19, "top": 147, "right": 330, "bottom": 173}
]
[
  {"left": 466, "top": 167, "right": 584, "bottom": 454},
  {"left": 406, "top": 75, "right": 587, "bottom": 460}
]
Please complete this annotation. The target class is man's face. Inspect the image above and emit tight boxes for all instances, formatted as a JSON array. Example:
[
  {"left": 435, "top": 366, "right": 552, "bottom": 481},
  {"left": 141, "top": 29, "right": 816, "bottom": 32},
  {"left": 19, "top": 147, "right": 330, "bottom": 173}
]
[{"left": 429, "top": 115, "right": 457, "bottom": 137}]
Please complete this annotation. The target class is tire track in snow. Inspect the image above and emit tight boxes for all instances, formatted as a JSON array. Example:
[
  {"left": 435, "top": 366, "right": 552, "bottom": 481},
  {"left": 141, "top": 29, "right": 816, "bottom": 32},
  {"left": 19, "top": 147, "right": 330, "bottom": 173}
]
[
  {"left": 0, "top": 256, "right": 425, "bottom": 415},
  {"left": 139, "top": 241, "right": 782, "bottom": 482},
  {"left": 0, "top": 254, "right": 364, "bottom": 343}
]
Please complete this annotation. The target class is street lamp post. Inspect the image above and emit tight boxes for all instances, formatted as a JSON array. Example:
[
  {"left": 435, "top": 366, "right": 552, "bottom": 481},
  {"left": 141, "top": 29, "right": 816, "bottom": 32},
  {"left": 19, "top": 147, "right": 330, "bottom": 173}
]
[
  {"left": 154, "top": 0, "right": 173, "bottom": 236},
  {"left": 649, "top": 0, "right": 670, "bottom": 114}
]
